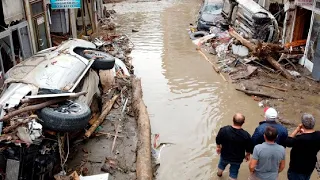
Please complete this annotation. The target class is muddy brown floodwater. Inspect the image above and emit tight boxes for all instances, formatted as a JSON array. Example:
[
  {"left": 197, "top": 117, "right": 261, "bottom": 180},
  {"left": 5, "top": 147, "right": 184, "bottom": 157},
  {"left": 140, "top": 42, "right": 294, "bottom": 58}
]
[{"left": 106, "top": 1, "right": 317, "bottom": 179}]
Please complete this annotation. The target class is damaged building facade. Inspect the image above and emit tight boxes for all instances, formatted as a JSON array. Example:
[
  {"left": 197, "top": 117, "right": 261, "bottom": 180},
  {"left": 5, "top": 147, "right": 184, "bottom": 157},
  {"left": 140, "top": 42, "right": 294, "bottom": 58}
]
[
  {"left": 0, "top": 0, "right": 33, "bottom": 87},
  {"left": 282, "top": 0, "right": 320, "bottom": 80},
  {"left": 0, "top": 0, "right": 104, "bottom": 87}
]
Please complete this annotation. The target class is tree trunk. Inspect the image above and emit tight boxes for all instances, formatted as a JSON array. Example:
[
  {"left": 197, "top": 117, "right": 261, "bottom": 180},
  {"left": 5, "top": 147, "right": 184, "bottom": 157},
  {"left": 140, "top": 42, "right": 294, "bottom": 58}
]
[
  {"left": 229, "top": 29, "right": 294, "bottom": 80},
  {"left": 131, "top": 77, "right": 152, "bottom": 180},
  {"left": 266, "top": 56, "right": 294, "bottom": 80}
]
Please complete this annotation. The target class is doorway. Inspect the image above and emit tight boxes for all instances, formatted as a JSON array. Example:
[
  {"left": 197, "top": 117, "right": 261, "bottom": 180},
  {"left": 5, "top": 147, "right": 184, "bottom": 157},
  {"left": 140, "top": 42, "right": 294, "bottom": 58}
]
[{"left": 292, "top": 7, "right": 312, "bottom": 41}]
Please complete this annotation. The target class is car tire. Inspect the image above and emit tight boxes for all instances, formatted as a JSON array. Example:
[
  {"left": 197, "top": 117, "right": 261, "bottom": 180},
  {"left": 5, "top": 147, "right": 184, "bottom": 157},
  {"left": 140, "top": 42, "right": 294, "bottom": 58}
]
[
  {"left": 190, "top": 31, "right": 208, "bottom": 40},
  {"left": 84, "top": 50, "right": 115, "bottom": 70},
  {"left": 38, "top": 101, "right": 91, "bottom": 132},
  {"left": 252, "top": 12, "right": 271, "bottom": 24}
]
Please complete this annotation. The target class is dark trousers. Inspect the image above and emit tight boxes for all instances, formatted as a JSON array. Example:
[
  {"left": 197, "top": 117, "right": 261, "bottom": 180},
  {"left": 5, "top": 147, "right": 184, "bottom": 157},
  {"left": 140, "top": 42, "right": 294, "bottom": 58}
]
[{"left": 287, "top": 169, "right": 311, "bottom": 180}]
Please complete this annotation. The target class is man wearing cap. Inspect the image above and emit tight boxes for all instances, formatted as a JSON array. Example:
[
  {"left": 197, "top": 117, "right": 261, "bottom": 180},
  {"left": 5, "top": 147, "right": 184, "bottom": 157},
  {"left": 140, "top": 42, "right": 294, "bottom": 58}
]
[
  {"left": 252, "top": 107, "right": 288, "bottom": 147},
  {"left": 286, "top": 113, "right": 320, "bottom": 180}
]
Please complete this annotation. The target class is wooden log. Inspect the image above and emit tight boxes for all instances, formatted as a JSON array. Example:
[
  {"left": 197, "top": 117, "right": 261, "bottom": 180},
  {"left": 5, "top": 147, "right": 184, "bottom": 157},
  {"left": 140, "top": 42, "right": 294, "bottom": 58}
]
[
  {"left": 88, "top": 113, "right": 100, "bottom": 125},
  {"left": 266, "top": 56, "right": 294, "bottom": 80},
  {"left": 85, "top": 94, "right": 120, "bottom": 138},
  {"left": 257, "top": 83, "right": 287, "bottom": 92},
  {"left": 235, "top": 88, "right": 282, "bottom": 99},
  {"left": 132, "top": 78, "right": 152, "bottom": 180},
  {"left": 229, "top": 29, "right": 256, "bottom": 52},
  {"left": 229, "top": 29, "right": 294, "bottom": 80}
]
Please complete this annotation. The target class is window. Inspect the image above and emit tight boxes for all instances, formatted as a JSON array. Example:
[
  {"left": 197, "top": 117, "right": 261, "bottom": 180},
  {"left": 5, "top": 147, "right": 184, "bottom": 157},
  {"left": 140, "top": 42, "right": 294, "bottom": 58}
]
[
  {"left": 31, "top": 1, "right": 44, "bottom": 16},
  {"left": 203, "top": 4, "right": 223, "bottom": 14},
  {"left": 316, "top": 1, "right": 320, "bottom": 10}
]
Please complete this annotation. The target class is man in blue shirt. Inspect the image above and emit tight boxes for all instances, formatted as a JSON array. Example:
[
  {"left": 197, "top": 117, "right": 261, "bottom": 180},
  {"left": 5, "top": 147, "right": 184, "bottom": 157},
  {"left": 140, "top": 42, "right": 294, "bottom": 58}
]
[{"left": 252, "top": 107, "right": 288, "bottom": 147}]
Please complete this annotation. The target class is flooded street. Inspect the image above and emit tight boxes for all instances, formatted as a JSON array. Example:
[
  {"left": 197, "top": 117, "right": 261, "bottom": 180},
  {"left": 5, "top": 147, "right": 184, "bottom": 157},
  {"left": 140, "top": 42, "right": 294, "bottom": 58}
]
[{"left": 105, "top": 1, "right": 316, "bottom": 179}]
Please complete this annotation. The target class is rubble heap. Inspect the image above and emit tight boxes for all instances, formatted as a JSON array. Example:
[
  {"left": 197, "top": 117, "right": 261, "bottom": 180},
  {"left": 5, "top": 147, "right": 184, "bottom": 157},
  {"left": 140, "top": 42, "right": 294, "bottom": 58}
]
[{"left": 191, "top": 26, "right": 320, "bottom": 128}]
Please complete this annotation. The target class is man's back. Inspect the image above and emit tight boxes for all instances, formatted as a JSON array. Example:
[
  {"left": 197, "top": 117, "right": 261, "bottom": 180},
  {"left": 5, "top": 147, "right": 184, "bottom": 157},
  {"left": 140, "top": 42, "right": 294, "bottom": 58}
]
[
  {"left": 252, "top": 121, "right": 288, "bottom": 147},
  {"left": 286, "top": 131, "right": 320, "bottom": 174},
  {"left": 216, "top": 125, "right": 252, "bottom": 163},
  {"left": 253, "top": 142, "right": 285, "bottom": 180}
]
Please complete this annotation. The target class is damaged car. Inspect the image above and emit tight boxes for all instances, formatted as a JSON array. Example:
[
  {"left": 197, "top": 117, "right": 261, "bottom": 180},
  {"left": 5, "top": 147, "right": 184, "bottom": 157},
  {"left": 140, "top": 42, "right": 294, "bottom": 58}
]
[
  {"left": 197, "top": 0, "right": 224, "bottom": 31},
  {"left": 0, "top": 39, "right": 129, "bottom": 179},
  {"left": 222, "top": 0, "right": 279, "bottom": 42}
]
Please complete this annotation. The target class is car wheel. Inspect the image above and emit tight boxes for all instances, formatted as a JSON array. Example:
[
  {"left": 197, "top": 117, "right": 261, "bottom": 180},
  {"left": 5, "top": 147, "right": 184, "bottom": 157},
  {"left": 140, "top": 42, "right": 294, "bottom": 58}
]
[
  {"left": 252, "top": 12, "right": 271, "bottom": 24},
  {"left": 38, "top": 101, "right": 91, "bottom": 132},
  {"left": 190, "top": 31, "right": 208, "bottom": 40},
  {"left": 84, "top": 50, "right": 115, "bottom": 70}
]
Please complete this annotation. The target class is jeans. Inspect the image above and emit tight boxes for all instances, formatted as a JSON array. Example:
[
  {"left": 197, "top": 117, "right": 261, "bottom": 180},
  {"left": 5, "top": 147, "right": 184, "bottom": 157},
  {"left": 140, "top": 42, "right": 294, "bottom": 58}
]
[
  {"left": 218, "top": 157, "right": 241, "bottom": 179},
  {"left": 287, "top": 169, "right": 311, "bottom": 180}
]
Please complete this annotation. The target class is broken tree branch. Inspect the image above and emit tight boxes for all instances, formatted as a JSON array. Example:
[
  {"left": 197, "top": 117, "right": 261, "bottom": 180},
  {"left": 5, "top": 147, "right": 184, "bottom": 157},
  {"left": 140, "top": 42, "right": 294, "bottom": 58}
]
[
  {"left": 111, "top": 123, "right": 120, "bottom": 153},
  {"left": 235, "top": 88, "right": 282, "bottom": 99},
  {"left": 257, "top": 83, "right": 287, "bottom": 92},
  {"left": 132, "top": 77, "right": 152, "bottom": 180},
  {"left": 1, "top": 97, "right": 69, "bottom": 122},
  {"left": 93, "top": 132, "right": 124, "bottom": 138},
  {"left": 85, "top": 94, "right": 120, "bottom": 138}
]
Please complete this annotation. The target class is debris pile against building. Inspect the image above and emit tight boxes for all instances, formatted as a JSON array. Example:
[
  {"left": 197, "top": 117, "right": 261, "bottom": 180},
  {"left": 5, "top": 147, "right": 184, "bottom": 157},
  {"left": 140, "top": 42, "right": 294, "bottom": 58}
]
[
  {"left": 0, "top": 1, "right": 153, "bottom": 179},
  {"left": 190, "top": 0, "right": 320, "bottom": 127}
]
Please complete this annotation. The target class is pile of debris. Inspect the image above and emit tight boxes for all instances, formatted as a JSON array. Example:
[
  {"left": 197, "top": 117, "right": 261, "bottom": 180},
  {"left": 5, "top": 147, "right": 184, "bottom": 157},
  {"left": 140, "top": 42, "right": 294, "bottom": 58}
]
[
  {"left": 193, "top": 26, "right": 304, "bottom": 80},
  {"left": 190, "top": 25, "right": 320, "bottom": 127},
  {"left": 100, "top": 9, "right": 117, "bottom": 31}
]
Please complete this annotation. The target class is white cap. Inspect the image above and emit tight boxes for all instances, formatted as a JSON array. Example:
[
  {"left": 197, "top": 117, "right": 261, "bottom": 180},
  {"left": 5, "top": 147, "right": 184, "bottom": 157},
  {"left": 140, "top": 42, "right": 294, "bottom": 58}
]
[{"left": 265, "top": 108, "right": 278, "bottom": 120}]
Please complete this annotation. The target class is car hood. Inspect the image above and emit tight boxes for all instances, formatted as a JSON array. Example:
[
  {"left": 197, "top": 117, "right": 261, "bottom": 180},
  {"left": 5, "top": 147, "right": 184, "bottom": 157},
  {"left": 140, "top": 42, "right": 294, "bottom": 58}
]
[
  {"left": 0, "top": 39, "right": 96, "bottom": 109},
  {"left": 201, "top": 13, "right": 223, "bottom": 23}
]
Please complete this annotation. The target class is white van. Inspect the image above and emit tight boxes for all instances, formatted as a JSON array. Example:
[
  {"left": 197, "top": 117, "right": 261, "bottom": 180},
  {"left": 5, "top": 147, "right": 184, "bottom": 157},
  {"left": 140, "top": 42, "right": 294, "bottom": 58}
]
[{"left": 222, "top": 0, "right": 279, "bottom": 42}]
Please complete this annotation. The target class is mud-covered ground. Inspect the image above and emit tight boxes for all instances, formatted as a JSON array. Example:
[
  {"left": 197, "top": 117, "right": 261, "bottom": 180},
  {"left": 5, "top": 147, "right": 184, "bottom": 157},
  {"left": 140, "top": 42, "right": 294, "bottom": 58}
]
[
  {"left": 67, "top": 79, "right": 138, "bottom": 180},
  {"left": 65, "top": 7, "right": 138, "bottom": 178},
  {"left": 223, "top": 61, "right": 320, "bottom": 130}
]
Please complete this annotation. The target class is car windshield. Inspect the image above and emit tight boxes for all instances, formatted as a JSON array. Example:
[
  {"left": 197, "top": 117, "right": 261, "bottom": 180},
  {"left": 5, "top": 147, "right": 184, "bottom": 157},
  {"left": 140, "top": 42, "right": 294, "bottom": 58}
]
[{"left": 203, "top": 4, "right": 222, "bottom": 14}]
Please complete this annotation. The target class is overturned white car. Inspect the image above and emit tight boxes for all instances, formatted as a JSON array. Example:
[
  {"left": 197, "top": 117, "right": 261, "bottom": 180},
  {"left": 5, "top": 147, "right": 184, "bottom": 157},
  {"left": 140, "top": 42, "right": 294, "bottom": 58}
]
[{"left": 0, "top": 39, "right": 128, "bottom": 132}]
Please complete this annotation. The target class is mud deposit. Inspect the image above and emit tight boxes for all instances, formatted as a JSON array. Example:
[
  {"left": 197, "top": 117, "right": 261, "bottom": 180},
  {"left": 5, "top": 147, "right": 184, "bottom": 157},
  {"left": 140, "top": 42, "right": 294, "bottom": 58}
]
[
  {"left": 67, "top": 82, "right": 138, "bottom": 180},
  {"left": 238, "top": 68, "right": 320, "bottom": 130}
]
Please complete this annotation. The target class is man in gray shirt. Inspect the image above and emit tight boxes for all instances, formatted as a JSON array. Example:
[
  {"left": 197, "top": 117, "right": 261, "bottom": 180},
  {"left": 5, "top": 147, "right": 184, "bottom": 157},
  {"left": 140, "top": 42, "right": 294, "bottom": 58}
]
[{"left": 249, "top": 126, "right": 286, "bottom": 180}]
